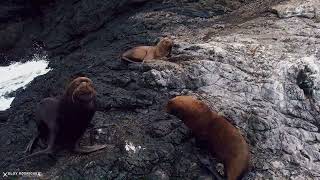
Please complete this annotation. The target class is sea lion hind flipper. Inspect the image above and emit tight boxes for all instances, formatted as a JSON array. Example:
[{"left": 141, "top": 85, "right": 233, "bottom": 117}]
[
  {"left": 24, "top": 133, "right": 40, "bottom": 154},
  {"left": 73, "top": 144, "right": 108, "bottom": 154},
  {"left": 17, "top": 147, "right": 54, "bottom": 162},
  {"left": 121, "top": 56, "right": 143, "bottom": 63},
  {"left": 18, "top": 125, "right": 57, "bottom": 162},
  {"left": 207, "top": 166, "right": 224, "bottom": 180},
  {"left": 196, "top": 154, "right": 224, "bottom": 180}
]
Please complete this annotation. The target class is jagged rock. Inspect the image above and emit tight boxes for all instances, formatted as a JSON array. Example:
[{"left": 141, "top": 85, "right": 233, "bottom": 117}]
[
  {"left": 0, "top": 1, "right": 29, "bottom": 22},
  {"left": 146, "top": 169, "right": 170, "bottom": 180},
  {"left": 0, "top": 22, "right": 23, "bottom": 51},
  {"left": 297, "top": 65, "right": 315, "bottom": 98},
  {"left": 141, "top": 10, "right": 320, "bottom": 178},
  {"left": 0, "top": 110, "right": 8, "bottom": 122},
  {"left": 30, "top": 0, "right": 55, "bottom": 6},
  {"left": 272, "top": 0, "right": 320, "bottom": 19}
]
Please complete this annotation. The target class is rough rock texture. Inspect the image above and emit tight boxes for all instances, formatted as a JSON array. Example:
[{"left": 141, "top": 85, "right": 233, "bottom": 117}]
[
  {"left": 1, "top": 0, "right": 320, "bottom": 179},
  {"left": 272, "top": 0, "right": 320, "bottom": 19}
]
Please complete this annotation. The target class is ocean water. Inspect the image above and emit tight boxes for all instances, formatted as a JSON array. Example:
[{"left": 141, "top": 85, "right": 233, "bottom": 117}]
[{"left": 0, "top": 54, "right": 51, "bottom": 110}]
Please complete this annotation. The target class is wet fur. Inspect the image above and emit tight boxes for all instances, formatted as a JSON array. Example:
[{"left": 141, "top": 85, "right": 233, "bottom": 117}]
[
  {"left": 121, "top": 37, "right": 173, "bottom": 63},
  {"left": 20, "top": 77, "right": 104, "bottom": 161},
  {"left": 166, "top": 96, "right": 250, "bottom": 180}
]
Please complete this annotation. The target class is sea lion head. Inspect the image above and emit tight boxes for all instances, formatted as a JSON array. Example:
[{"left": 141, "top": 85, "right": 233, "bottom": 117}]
[
  {"left": 165, "top": 96, "right": 211, "bottom": 120},
  {"left": 65, "top": 77, "right": 96, "bottom": 104},
  {"left": 158, "top": 37, "right": 173, "bottom": 50}
]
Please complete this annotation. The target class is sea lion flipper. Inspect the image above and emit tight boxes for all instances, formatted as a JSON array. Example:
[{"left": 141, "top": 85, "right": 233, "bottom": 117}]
[
  {"left": 121, "top": 56, "right": 142, "bottom": 63},
  {"left": 24, "top": 133, "right": 40, "bottom": 154},
  {"left": 18, "top": 129, "right": 57, "bottom": 162},
  {"left": 73, "top": 144, "right": 108, "bottom": 154},
  {"left": 143, "top": 50, "right": 154, "bottom": 61},
  {"left": 17, "top": 147, "right": 54, "bottom": 162},
  {"left": 196, "top": 154, "right": 224, "bottom": 180}
]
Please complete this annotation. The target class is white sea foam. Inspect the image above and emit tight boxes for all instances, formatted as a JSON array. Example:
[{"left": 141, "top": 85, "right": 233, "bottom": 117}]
[{"left": 0, "top": 54, "right": 51, "bottom": 110}]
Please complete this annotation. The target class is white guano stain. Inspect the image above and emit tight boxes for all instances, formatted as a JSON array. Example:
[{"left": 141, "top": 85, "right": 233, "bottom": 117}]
[{"left": 125, "top": 141, "right": 144, "bottom": 153}]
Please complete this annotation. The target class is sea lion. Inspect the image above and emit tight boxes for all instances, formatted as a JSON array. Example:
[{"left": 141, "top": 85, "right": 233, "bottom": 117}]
[
  {"left": 165, "top": 96, "right": 250, "bottom": 180},
  {"left": 121, "top": 37, "right": 173, "bottom": 63},
  {"left": 21, "top": 77, "right": 107, "bottom": 161}
]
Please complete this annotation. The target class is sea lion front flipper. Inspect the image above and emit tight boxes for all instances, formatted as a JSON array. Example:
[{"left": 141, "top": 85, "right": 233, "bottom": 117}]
[{"left": 73, "top": 144, "right": 108, "bottom": 154}]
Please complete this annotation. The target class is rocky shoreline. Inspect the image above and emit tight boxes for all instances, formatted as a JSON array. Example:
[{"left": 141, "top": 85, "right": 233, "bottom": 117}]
[{"left": 0, "top": 0, "right": 320, "bottom": 179}]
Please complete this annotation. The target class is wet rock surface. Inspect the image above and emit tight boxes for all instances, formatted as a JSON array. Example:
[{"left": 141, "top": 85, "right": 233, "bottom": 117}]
[{"left": 1, "top": 0, "right": 320, "bottom": 179}]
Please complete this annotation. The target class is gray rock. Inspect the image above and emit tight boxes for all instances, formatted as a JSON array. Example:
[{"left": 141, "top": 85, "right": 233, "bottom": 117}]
[
  {"left": 146, "top": 169, "right": 170, "bottom": 180},
  {"left": 272, "top": 0, "right": 320, "bottom": 19},
  {"left": 141, "top": 10, "right": 320, "bottom": 178}
]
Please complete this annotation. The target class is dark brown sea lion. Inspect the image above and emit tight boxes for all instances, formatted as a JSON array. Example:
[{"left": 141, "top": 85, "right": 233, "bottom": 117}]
[
  {"left": 165, "top": 96, "right": 250, "bottom": 180},
  {"left": 21, "top": 77, "right": 107, "bottom": 161},
  {"left": 121, "top": 37, "right": 173, "bottom": 63}
]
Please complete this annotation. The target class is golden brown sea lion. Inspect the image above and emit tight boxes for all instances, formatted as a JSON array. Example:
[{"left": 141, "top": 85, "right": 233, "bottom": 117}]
[
  {"left": 166, "top": 96, "right": 250, "bottom": 180},
  {"left": 121, "top": 37, "right": 173, "bottom": 63},
  {"left": 20, "top": 77, "right": 107, "bottom": 161}
]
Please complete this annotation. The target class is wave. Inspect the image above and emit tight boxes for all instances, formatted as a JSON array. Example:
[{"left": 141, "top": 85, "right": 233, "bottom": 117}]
[{"left": 0, "top": 54, "right": 51, "bottom": 110}]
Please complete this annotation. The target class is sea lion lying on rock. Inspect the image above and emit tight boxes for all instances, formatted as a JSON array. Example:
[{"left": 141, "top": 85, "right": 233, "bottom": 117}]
[
  {"left": 21, "top": 77, "right": 107, "bottom": 160},
  {"left": 121, "top": 37, "right": 173, "bottom": 63},
  {"left": 165, "top": 96, "right": 250, "bottom": 180}
]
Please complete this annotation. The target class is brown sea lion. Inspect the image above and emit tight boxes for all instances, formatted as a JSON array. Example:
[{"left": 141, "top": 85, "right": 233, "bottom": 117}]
[
  {"left": 165, "top": 96, "right": 250, "bottom": 180},
  {"left": 121, "top": 37, "right": 173, "bottom": 63},
  {"left": 21, "top": 77, "right": 107, "bottom": 161}
]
